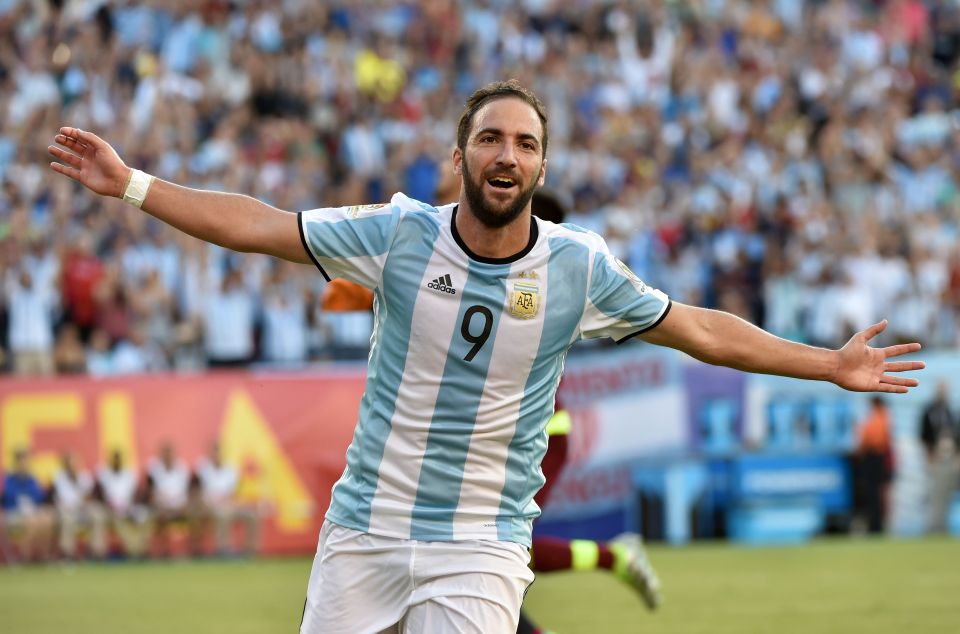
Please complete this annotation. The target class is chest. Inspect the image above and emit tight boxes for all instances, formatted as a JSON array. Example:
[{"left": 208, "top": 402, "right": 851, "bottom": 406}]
[{"left": 385, "top": 253, "right": 582, "bottom": 374}]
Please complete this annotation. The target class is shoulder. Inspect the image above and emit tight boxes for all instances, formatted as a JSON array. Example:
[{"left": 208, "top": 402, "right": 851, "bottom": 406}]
[
  {"left": 390, "top": 192, "right": 440, "bottom": 213},
  {"left": 390, "top": 193, "right": 450, "bottom": 226},
  {"left": 303, "top": 193, "right": 446, "bottom": 227},
  {"left": 537, "top": 218, "right": 609, "bottom": 252}
]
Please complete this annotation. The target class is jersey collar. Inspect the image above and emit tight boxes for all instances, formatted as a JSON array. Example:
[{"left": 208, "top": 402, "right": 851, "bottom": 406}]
[{"left": 450, "top": 205, "right": 539, "bottom": 265}]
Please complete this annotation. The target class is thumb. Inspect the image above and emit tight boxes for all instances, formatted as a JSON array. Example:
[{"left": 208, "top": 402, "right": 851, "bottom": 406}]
[{"left": 860, "top": 320, "right": 888, "bottom": 343}]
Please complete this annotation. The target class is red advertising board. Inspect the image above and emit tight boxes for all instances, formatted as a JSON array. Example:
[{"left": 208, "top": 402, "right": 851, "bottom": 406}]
[{"left": 0, "top": 370, "right": 366, "bottom": 555}]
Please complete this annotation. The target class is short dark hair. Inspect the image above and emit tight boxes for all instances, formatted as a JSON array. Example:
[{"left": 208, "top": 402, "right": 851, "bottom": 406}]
[{"left": 457, "top": 80, "right": 548, "bottom": 158}]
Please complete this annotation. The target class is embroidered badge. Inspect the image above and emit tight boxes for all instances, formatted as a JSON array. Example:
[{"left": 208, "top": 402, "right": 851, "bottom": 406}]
[
  {"left": 509, "top": 278, "right": 540, "bottom": 319},
  {"left": 346, "top": 203, "right": 386, "bottom": 218},
  {"left": 615, "top": 258, "right": 646, "bottom": 293}
]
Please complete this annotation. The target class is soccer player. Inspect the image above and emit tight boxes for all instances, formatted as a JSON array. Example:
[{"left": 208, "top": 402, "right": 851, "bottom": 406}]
[
  {"left": 195, "top": 441, "right": 260, "bottom": 557},
  {"left": 49, "top": 80, "right": 923, "bottom": 632},
  {"left": 50, "top": 451, "right": 107, "bottom": 560},
  {"left": 146, "top": 442, "right": 203, "bottom": 558},
  {"left": 94, "top": 449, "right": 151, "bottom": 559},
  {"left": 1, "top": 448, "right": 54, "bottom": 563},
  {"left": 517, "top": 405, "right": 660, "bottom": 634},
  {"left": 319, "top": 188, "right": 663, "bottom": 628}
]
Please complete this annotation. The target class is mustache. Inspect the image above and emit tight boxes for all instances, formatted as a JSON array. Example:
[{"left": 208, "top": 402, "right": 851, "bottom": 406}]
[{"left": 483, "top": 170, "right": 521, "bottom": 181}]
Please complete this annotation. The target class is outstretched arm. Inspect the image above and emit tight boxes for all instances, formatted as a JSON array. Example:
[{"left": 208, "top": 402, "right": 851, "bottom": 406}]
[
  {"left": 48, "top": 127, "right": 310, "bottom": 263},
  {"left": 639, "top": 303, "right": 923, "bottom": 393}
]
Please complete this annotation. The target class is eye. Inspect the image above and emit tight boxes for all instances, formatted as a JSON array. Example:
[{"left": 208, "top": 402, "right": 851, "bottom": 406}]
[
  {"left": 520, "top": 141, "right": 537, "bottom": 151},
  {"left": 480, "top": 135, "right": 498, "bottom": 143}
]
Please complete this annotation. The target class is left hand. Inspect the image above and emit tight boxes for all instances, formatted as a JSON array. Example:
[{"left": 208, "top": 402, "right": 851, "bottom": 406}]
[{"left": 833, "top": 320, "right": 924, "bottom": 393}]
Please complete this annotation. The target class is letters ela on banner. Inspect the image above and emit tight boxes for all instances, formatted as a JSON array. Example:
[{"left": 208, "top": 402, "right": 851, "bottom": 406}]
[{"left": 0, "top": 372, "right": 365, "bottom": 555}]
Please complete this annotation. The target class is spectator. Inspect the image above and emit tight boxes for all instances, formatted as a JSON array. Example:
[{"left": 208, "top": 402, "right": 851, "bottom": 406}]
[
  {"left": 22, "top": 234, "right": 59, "bottom": 293},
  {"left": 111, "top": 325, "right": 166, "bottom": 375},
  {"left": 195, "top": 441, "right": 259, "bottom": 557},
  {"left": 59, "top": 233, "right": 104, "bottom": 342},
  {"left": 1, "top": 448, "right": 54, "bottom": 562},
  {"left": 202, "top": 268, "right": 256, "bottom": 368},
  {"left": 5, "top": 267, "right": 57, "bottom": 376},
  {"left": 85, "top": 327, "right": 116, "bottom": 376},
  {"left": 94, "top": 270, "right": 132, "bottom": 345},
  {"left": 52, "top": 322, "right": 87, "bottom": 374},
  {"left": 51, "top": 451, "right": 106, "bottom": 560},
  {"left": 129, "top": 267, "right": 175, "bottom": 362},
  {"left": 919, "top": 381, "right": 960, "bottom": 534},
  {"left": 94, "top": 449, "right": 151, "bottom": 559},
  {"left": 260, "top": 263, "right": 309, "bottom": 364}
]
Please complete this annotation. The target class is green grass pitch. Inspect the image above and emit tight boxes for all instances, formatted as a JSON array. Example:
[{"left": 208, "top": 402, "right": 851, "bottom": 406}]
[{"left": 1, "top": 538, "right": 957, "bottom": 633}]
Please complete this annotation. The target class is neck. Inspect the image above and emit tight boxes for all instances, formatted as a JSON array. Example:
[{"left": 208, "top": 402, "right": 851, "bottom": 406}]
[{"left": 454, "top": 200, "right": 533, "bottom": 260}]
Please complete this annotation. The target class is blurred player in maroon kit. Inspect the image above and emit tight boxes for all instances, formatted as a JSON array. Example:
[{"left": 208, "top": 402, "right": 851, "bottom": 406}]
[{"left": 517, "top": 402, "right": 661, "bottom": 634}]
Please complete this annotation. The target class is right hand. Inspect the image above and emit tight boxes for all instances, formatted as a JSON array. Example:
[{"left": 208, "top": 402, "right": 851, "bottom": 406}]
[{"left": 48, "top": 127, "right": 131, "bottom": 199}]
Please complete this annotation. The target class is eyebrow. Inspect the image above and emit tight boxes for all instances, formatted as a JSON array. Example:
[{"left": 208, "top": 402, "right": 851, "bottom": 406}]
[{"left": 474, "top": 127, "right": 541, "bottom": 147}]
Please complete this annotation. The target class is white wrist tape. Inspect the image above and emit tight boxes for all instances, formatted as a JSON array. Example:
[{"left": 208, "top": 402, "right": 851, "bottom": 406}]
[{"left": 122, "top": 169, "right": 155, "bottom": 208}]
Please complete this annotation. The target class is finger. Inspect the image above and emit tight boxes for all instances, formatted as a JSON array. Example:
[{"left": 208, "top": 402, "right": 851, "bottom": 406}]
[
  {"left": 55, "top": 134, "right": 87, "bottom": 152},
  {"left": 61, "top": 126, "right": 103, "bottom": 148},
  {"left": 860, "top": 320, "right": 888, "bottom": 342},
  {"left": 875, "top": 384, "right": 909, "bottom": 394},
  {"left": 48, "top": 145, "right": 82, "bottom": 168},
  {"left": 882, "top": 343, "right": 922, "bottom": 358},
  {"left": 883, "top": 360, "right": 925, "bottom": 372},
  {"left": 58, "top": 126, "right": 84, "bottom": 142},
  {"left": 879, "top": 375, "right": 920, "bottom": 387},
  {"left": 49, "top": 161, "right": 80, "bottom": 180}
]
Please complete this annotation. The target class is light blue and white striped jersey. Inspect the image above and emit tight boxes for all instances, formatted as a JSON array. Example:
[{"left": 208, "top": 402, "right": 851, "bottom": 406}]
[{"left": 299, "top": 193, "right": 670, "bottom": 546}]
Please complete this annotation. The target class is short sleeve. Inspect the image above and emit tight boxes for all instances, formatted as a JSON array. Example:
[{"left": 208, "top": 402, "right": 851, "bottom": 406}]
[
  {"left": 298, "top": 202, "right": 402, "bottom": 287},
  {"left": 580, "top": 244, "right": 670, "bottom": 342}
]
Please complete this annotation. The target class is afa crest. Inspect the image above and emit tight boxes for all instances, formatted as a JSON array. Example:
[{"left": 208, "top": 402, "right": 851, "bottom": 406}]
[
  {"left": 346, "top": 203, "right": 386, "bottom": 218},
  {"left": 615, "top": 258, "right": 647, "bottom": 293},
  {"left": 509, "top": 278, "right": 540, "bottom": 319}
]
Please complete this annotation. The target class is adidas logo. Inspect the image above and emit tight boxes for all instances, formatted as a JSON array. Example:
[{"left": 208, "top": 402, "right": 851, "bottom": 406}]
[{"left": 427, "top": 273, "right": 457, "bottom": 295}]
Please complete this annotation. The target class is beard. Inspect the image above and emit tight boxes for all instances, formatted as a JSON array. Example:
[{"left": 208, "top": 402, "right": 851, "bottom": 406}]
[{"left": 461, "top": 160, "right": 539, "bottom": 229}]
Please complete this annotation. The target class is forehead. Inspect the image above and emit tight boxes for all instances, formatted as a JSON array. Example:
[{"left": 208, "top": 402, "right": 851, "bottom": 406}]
[{"left": 470, "top": 97, "right": 543, "bottom": 143}]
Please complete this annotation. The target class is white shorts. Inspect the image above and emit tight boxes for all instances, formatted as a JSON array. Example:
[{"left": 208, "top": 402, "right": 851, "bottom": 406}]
[{"left": 299, "top": 520, "right": 534, "bottom": 634}]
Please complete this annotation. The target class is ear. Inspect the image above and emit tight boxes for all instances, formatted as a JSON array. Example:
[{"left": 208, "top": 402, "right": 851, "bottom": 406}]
[
  {"left": 537, "top": 158, "right": 547, "bottom": 187},
  {"left": 452, "top": 146, "right": 462, "bottom": 175}
]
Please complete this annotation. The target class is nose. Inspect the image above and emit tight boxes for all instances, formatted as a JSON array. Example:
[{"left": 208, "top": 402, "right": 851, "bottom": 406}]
[{"left": 496, "top": 141, "right": 517, "bottom": 168}]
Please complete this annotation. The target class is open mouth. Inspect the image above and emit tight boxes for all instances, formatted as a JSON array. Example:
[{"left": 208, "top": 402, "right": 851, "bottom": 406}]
[{"left": 487, "top": 176, "right": 517, "bottom": 190}]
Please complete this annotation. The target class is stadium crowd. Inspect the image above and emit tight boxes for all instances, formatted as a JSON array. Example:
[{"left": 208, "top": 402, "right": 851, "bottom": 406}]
[{"left": 1, "top": 0, "right": 959, "bottom": 376}]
